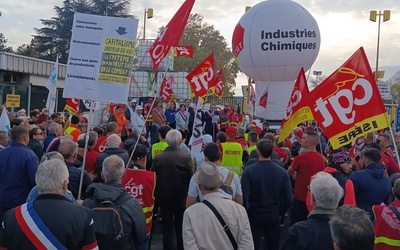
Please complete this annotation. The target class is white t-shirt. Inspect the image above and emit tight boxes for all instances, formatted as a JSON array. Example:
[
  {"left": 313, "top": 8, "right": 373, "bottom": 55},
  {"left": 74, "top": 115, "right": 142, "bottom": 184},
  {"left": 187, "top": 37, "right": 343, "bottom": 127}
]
[{"left": 188, "top": 166, "right": 242, "bottom": 201}]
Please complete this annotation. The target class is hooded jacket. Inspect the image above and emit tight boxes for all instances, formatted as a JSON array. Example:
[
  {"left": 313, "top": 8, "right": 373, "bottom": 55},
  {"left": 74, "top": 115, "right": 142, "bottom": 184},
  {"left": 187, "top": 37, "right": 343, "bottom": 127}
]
[
  {"left": 83, "top": 183, "right": 146, "bottom": 250},
  {"left": 66, "top": 161, "right": 92, "bottom": 199},
  {"left": 349, "top": 163, "right": 391, "bottom": 220}
]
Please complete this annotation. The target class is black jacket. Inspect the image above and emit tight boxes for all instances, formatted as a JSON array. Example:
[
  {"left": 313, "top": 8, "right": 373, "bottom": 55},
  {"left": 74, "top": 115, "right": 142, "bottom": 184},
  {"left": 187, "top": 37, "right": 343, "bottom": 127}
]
[
  {"left": 27, "top": 139, "right": 43, "bottom": 160},
  {"left": 83, "top": 183, "right": 146, "bottom": 250},
  {"left": 66, "top": 161, "right": 92, "bottom": 199},
  {"left": 280, "top": 208, "right": 334, "bottom": 250},
  {"left": 0, "top": 194, "right": 97, "bottom": 249}
]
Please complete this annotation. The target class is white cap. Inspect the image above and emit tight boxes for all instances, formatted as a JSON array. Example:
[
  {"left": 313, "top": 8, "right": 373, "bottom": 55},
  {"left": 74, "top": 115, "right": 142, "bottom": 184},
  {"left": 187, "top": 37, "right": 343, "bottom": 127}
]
[
  {"left": 136, "top": 105, "right": 144, "bottom": 110},
  {"left": 131, "top": 98, "right": 138, "bottom": 103},
  {"left": 203, "top": 134, "right": 213, "bottom": 144}
]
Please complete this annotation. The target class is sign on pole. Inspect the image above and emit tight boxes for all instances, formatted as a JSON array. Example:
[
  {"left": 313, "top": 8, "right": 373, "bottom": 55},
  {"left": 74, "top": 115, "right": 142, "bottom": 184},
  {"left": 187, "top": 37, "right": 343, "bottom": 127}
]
[
  {"left": 63, "top": 13, "right": 138, "bottom": 103},
  {"left": 377, "top": 82, "right": 391, "bottom": 100}
]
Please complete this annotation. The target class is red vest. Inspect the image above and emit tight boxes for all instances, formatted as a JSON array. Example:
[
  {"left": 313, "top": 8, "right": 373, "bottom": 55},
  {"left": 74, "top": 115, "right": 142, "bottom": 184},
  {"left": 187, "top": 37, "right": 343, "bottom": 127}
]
[
  {"left": 373, "top": 201, "right": 400, "bottom": 250},
  {"left": 122, "top": 169, "right": 156, "bottom": 235}
]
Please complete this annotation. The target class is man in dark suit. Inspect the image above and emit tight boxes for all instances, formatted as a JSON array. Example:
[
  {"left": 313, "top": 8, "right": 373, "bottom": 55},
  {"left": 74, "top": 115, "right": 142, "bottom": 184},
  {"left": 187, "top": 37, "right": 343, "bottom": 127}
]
[
  {"left": 184, "top": 99, "right": 195, "bottom": 144},
  {"left": 151, "top": 129, "right": 194, "bottom": 250}
]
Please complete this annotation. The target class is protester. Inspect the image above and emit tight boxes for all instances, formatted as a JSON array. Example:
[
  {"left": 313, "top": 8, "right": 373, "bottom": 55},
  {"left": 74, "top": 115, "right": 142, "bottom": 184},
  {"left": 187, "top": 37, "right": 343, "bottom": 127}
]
[
  {"left": 151, "top": 129, "right": 193, "bottom": 250},
  {"left": 108, "top": 105, "right": 129, "bottom": 141},
  {"left": 96, "top": 134, "right": 129, "bottom": 177},
  {"left": 187, "top": 142, "right": 243, "bottom": 207},
  {"left": 350, "top": 147, "right": 391, "bottom": 220},
  {"left": 219, "top": 102, "right": 232, "bottom": 132},
  {"left": 0, "top": 126, "right": 39, "bottom": 215},
  {"left": 329, "top": 205, "right": 375, "bottom": 250},
  {"left": 122, "top": 144, "right": 156, "bottom": 250},
  {"left": 132, "top": 105, "right": 145, "bottom": 136},
  {"left": 242, "top": 139, "right": 292, "bottom": 250},
  {"left": 220, "top": 126, "right": 244, "bottom": 177},
  {"left": 151, "top": 125, "right": 171, "bottom": 160},
  {"left": 125, "top": 98, "right": 137, "bottom": 131},
  {"left": 37, "top": 107, "right": 50, "bottom": 124},
  {"left": 175, "top": 103, "right": 190, "bottom": 142},
  {"left": 184, "top": 99, "right": 195, "bottom": 145},
  {"left": 43, "top": 122, "right": 62, "bottom": 153},
  {"left": 0, "top": 130, "right": 9, "bottom": 150},
  {"left": 151, "top": 99, "right": 166, "bottom": 144},
  {"left": 164, "top": 101, "right": 177, "bottom": 129},
  {"left": 93, "top": 121, "right": 118, "bottom": 153},
  {"left": 83, "top": 155, "right": 146, "bottom": 249},
  {"left": 287, "top": 131, "right": 325, "bottom": 225},
  {"left": 64, "top": 115, "right": 82, "bottom": 142},
  {"left": 28, "top": 127, "right": 44, "bottom": 159},
  {"left": 228, "top": 104, "right": 243, "bottom": 128},
  {"left": 373, "top": 178, "right": 400, "bottom": 250},
  {"left": 281, "top": 172, "right": 343, "bottom": 250},
  {"left": 203, "top": 103, "right": 219, "bottom": 141},
  {"left": 0, "top": 159, "right": 98, "bottom": 249}
]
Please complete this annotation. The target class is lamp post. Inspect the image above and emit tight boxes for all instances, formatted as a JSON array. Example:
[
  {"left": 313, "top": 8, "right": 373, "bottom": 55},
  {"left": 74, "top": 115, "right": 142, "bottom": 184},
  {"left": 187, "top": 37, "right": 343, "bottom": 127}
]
[
  {"left": 370, "top": 10, "right": 390, "bottom": 81},
  {"left": 313, "top": 71, "right": 322, "bottom": 84},
  {"left": 143, "top": 8, "right": 153, "bottom": 40}
]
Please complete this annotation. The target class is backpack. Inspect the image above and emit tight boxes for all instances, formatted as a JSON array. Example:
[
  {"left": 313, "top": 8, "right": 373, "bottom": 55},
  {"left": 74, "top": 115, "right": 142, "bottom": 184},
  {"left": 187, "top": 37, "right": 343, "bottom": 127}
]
[
  {"left": 91, "top": 193, "right": 131, "bottom": 249},
  {"left": 220, "top": 170, "right": 235, "bottom": 197}
]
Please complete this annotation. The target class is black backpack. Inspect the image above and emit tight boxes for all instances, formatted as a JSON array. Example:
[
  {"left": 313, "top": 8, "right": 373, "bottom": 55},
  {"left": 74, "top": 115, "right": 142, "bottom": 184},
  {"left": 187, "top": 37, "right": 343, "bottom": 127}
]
[{"left": 91, "top": 193, "right": 131, "bottom": 249}]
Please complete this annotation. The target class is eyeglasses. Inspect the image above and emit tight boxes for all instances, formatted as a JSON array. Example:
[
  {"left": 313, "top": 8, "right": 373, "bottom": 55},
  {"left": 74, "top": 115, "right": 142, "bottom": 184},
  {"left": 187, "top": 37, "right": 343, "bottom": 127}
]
[{"left": 36, "top": 132, "right": 44, "bottom": 135}]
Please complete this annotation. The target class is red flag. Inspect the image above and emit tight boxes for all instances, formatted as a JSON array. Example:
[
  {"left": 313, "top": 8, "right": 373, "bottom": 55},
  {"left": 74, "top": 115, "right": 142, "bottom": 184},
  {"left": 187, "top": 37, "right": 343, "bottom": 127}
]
[
  {"left": 301, "top": 47, "right": 389, "bottom": 149},
  {"left": 175, "top": 46, "right": 193, "bottom": 58},
  {"left": 214, "top": 69, "right": 223, "bottom": 97},
  {"left": 64, "top": 98, "right": 80, "bottom": 115},
  {"left": 160, "top": 76, "right": 175, "bottom": 103},
  {"left": 279, "top": 68, "right": 310, "bottom": 142},
  {"left": 259, "top": 91, "right": 269, "bottom": 108},
  {"left": 149, "top": 0, "right": 195, "bottom": 72},
  {"left": 250, "top": 83, "right": 256, "bottom": 106},
  {"left": 186, "top": 52, "right": 214, "bottom": 97}
]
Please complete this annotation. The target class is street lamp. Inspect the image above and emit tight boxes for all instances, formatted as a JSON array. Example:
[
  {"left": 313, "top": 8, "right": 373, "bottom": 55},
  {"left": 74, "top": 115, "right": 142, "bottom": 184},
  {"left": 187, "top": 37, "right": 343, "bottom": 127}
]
[
  {"left": 143, "top": 8, "right": 153, "bottom": 40},
  {"left": 370, "top": 10, "right": 390, "bottom": 81},
  {"left": 313, "top": 71, "right": 322, "bottom": 84}
]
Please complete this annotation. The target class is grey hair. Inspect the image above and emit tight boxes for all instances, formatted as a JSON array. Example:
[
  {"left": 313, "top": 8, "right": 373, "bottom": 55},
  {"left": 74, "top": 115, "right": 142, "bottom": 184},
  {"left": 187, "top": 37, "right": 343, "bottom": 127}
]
[
  {"left": 36, "top": 159, "right": 69, "bottom": 194},
  {"left": 107, "top": 134, "right": 121, "bottom": 148},
  {"left": 48, "top": 122, "right": 60, "bottom": 133},
  {"left": 329, "top": 205, "right": 375, "bottom": 250},
  {"left": 310, "top": 172, "right": 343, "bottom": 209},
  {"left": 166, "top": 129, "right": 182, "bottom": 147},
  {"left": 237, "top": 127, "right": 245, "bottom": 137},
  {"left": 0, "top": 130, "right": 7, "bottom": 139},
  {"left": 58, "top": 140, "right": 78, "bottom": 160},
  {"left": 87, "top": 131, "right": 99, "bottom": 147},
  {"left": 102, "top": 155, "right": 125, "bottom": 183},
  {"left": 40, "top": 151, "right": 64, "bottom": 163}
]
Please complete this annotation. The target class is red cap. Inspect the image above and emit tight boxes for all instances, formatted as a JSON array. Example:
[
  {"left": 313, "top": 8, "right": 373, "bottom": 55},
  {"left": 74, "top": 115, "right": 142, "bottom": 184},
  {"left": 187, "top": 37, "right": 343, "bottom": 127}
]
[
  {"left": 294, "top": 129, "right": 304, "bottom": 137},
  {"left": 226, "top": 126, "right": 237, "bottom": 137}
]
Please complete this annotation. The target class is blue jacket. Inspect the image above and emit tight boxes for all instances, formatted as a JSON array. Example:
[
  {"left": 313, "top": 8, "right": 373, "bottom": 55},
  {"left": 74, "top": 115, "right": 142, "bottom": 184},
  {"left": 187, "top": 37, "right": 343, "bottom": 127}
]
[
  {"left": 0, "top": 141, "right": 39, "bottom": 211},
  {"left": 349, "top": 163, "right": 391, "bottom": 220},
  {"left": 43, "top": 131, "right": 60, "bottom": 153}
]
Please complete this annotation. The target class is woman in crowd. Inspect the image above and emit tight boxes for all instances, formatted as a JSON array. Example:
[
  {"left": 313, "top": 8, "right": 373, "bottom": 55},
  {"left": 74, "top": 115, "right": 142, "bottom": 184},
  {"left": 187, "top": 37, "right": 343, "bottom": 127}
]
[
  {"left": 165, "top": 101, "right": 177, "bottom": 129},
  {"left": 175, "top": 104, "right": 190, "bottom": 142},
  {"left": 228, "top": 104, "right": 243, "bottom": 128}
]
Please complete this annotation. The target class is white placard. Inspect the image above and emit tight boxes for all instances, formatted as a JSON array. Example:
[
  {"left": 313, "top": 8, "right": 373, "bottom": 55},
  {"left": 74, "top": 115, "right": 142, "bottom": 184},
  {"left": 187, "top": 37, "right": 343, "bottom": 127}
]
[{"left": 63, "top": 13, "right": 138, "bottom": 103}]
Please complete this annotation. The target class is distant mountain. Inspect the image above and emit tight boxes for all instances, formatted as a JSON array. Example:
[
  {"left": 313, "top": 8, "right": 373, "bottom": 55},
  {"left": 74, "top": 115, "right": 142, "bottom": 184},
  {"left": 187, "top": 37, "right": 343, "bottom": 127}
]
[{"left": 380, "top": 66, "right": 400, "bottom": 82}]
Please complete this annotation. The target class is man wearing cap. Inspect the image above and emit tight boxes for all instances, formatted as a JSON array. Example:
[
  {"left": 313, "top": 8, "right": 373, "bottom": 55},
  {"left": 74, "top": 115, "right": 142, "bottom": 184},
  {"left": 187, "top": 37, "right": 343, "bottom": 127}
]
[
  {"left": 187, "top": 142, "right": 243, "bottom": 207},
  {"left": 132, "top": 104, "right": 145, "bottom": 136},
  {"left": 125, "top": 98, "right": 138, "bottom": 132},
  {"left": 287, "top": 131, "right": 325, "bottom": 225},
  {"left": 291, "top": 126, "right": 304, "bottom": 158},
  {"left": 64, "top": 115, "right": 82, "bottom": 142},
  {"left": 220, "top": 127, "right": 243, "bottom": 177},
  {"left": 122, "top": 144, "right": 156, "bottom": 250},
  {"left": 183, "top": 162, "right": 253, "bottom": 249}
]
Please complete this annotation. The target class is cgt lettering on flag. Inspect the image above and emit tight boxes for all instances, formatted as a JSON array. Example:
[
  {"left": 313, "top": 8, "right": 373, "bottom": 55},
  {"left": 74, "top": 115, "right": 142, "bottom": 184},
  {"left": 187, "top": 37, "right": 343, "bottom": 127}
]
[{"left": 186, "top": 52, "right": 214, "bottom": 97}]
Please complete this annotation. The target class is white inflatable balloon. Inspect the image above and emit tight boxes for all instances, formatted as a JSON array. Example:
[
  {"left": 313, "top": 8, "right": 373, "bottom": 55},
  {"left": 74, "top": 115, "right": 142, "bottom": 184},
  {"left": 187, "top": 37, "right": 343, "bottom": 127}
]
[{"left": 232, "top": 0, "right": 320, "bottom": 82}]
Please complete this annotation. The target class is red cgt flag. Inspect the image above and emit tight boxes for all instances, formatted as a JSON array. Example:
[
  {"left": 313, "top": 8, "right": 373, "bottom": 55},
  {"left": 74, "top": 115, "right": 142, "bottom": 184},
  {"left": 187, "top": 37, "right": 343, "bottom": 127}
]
[
  {"left": 214, "top": 69, "right": 223, "bottom": 97},
  {"left": 186, "top": 52, "right": 214, "bottom": 97},
  {"left": 175, "top": 46, "right": 193, "bottom": 58},
  {"left": 149, "top": 0, "right": 195, "bottom": 72},
  {"left": 160, "top": 76, "right": 175, "bottom": 103},
  {"left": 279, "top": 68, "right": 310, "bottom": 142},
  {"left": 64, "top": 98, "right": 80, "bottom": 115},
  {"left": 301, "top": 47, "right": 389, "bottom": 149}
]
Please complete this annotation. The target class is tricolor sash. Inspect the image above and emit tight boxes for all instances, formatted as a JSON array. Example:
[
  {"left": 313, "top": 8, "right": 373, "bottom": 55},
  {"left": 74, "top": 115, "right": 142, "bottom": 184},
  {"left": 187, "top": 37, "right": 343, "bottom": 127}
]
[
  {"left": 45, "top": 137, "right": 60, "bottom": 153},
  {"left": 153, "top": 108, "right": 165, "bottom": 124},
  {"left": 178, "top": 111, "right": 187, "bottom": 123},
  {"left": 15, "top": 202, "right": 67, "bottom": 250}
]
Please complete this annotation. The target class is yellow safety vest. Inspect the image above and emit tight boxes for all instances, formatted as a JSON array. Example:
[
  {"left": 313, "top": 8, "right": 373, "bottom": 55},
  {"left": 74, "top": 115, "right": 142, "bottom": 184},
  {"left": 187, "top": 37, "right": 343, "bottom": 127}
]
[
  {"left": 152, "top": 141, "right": 168, "bottom": 159},
  {"left": 247, "top": 145, "right": 257, "bottom": 155},
  {"left": 220, "top": 142, "right": 243, "bottom": 177}
]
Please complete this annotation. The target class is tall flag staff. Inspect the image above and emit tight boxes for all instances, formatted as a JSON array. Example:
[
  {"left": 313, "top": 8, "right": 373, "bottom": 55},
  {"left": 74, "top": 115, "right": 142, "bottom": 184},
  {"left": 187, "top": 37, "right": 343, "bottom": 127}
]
[{"left": 45, "top": 56, "right": 59, "bottom": 114}]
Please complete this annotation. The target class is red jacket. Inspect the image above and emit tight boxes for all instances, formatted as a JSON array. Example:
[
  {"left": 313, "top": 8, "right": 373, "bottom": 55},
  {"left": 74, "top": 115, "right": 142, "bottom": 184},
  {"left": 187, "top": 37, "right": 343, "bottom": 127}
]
[{"left": 373, "top": 201, "right": 400, "bottom": 250}]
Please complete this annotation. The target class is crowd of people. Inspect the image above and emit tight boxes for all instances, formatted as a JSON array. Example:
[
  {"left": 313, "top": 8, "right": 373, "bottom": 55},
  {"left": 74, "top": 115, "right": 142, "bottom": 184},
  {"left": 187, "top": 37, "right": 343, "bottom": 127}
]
[{"left": 0, "top": 98, "right": 399, "bottom": 250}]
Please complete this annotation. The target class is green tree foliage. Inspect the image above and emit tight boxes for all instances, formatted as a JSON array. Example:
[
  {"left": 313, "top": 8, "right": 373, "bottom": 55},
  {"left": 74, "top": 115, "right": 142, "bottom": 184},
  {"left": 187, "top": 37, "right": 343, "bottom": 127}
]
[
  {"left": 0, "top": 33, "right": 14, "bottom": 52},
  {"left": 33, "top": 0, "right": 131, "bottom": 64},
  {"left": 15, "top": 39, "right": 38, "bottom": 57},
  {"left": 391, "top": 78, "right": 400, "bottom": 104},
  {"left": 173, "top": 14, "right": 239, "bottom": 96}
]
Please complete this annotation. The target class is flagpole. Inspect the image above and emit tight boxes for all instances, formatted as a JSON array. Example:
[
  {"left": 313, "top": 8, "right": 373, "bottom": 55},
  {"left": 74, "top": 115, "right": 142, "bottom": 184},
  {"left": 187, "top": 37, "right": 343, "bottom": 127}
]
[
  {"left": 125, "top": 69, "right": 168, "bottom": 168},
  {"left": 77, "top": 100, "right": 95, "bottom": 201},
  {"left": 387, "top": 116, "right": 400, "bottom": 165}
]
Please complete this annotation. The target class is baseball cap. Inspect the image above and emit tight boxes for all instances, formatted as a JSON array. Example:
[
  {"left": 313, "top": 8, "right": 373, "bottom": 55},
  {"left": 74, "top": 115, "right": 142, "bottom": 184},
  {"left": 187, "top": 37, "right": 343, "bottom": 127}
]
[
  {"left": 226, "top": 126, "right": 237, "bottom": 137},
  {"left": 293, "top": 129, "right": 304, "bottom": 137},
  {"left": 331, "top": 151, "right": 351, "bottom": 165},
  {"left": 64, "top": 111, "right": 70, "bottom": 116},
  {"left": 136, "top": 105, "right": 144, "bottom": 110},
  {"left": 132, "top": 144, "right": 148, "bottom": 160},
  {"left": 203, "top": 134, "right": 213, "bottom": 144},
  {"left": 131, "top": 98, "right": 138, "bottom": 103},
  {"left": 193, "top": 162, "right": 223, "bottom": 188}
]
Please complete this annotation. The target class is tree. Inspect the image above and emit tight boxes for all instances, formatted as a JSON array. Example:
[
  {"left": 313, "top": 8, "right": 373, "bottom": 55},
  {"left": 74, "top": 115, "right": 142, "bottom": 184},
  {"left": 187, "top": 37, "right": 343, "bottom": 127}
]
[
  {"left": 15, "top": 39, "right": 39, "bottom": 57},
  {"left": 391, "top": 78, "right": 400, "bottom": 104},
  {"left": 173, "top": 14, "right": 239, "bottom": 96},
  {"left": 33, "top": 0, "right": 132, "bottom": 64},
  {"left": 0, "top": 33, "right": 14, "bottom": 52},
  {"left": 309, "top": 75, "right": 326, "bottom": 89}
]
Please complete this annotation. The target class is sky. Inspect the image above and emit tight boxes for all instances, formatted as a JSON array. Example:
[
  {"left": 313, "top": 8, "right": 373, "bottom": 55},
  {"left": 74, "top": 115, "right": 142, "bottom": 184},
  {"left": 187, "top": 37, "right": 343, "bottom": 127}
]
[{"left": 1, "top": 0, "right": 399, "bottom": 96}]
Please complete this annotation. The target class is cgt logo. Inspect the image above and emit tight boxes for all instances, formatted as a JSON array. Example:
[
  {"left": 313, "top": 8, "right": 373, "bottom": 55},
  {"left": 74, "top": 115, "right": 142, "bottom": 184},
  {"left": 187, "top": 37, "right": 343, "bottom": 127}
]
[
  {"left": 314, "top": 78, "right": 373, "bottom": 127},
  {"left": 284, "top": 88, "right": 302, "bottom": 120}
]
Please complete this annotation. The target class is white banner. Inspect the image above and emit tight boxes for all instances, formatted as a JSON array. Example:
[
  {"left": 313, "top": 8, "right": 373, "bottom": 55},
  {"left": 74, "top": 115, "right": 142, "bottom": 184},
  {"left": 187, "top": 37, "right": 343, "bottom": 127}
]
[
  {"left": 63, "top": 13, "right": 138, "bottom": 103},
  {"left": 255, "top": 81, "right": 294, "bottom": 120},
  {"left": 190, "top": 98, "right": 203, "bottom": 159},
  {"left": 0, "top": 108, "right": 10, "bottom": 132}
]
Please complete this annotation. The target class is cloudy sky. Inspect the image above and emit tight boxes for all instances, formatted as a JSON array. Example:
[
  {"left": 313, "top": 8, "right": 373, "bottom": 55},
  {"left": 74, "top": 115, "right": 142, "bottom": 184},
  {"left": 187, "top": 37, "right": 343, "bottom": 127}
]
[{"left": 1, "top": 0, "right": 399, "bottom": 95}]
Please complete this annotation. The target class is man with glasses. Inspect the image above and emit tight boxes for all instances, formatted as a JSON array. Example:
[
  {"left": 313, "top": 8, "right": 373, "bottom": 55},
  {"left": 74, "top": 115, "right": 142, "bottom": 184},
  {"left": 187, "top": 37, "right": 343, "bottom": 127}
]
[{"left": 28, "top": 127, "right": 44, "bottom": 159}]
